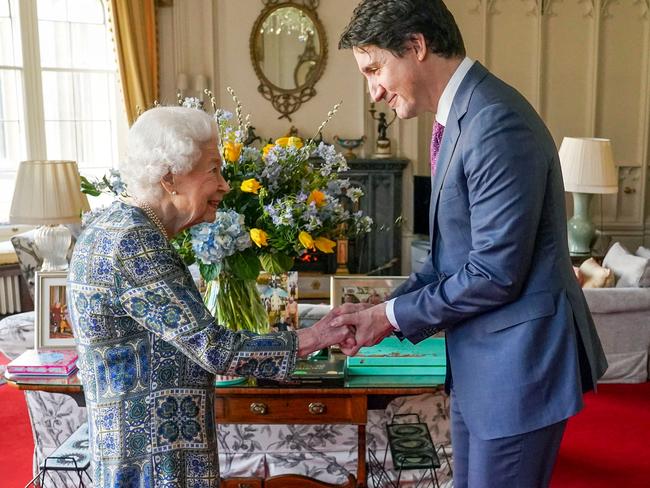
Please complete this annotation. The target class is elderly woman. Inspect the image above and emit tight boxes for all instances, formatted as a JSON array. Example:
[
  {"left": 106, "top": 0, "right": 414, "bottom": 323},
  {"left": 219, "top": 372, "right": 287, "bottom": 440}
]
[{"left": 67, "top": 106, "right": 353, "bottom": 487}]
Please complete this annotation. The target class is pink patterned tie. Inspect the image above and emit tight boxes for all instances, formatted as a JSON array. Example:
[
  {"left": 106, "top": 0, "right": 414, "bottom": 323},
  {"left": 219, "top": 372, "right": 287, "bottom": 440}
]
[{"left": 430, "top": 121, "right": 445, "bottom": 175}]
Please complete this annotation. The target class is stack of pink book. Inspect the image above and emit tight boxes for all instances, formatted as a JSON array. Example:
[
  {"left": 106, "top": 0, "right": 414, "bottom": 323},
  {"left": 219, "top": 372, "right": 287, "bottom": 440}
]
[{"left": 7, "top": 349, "right": 78, "bottom": 376}]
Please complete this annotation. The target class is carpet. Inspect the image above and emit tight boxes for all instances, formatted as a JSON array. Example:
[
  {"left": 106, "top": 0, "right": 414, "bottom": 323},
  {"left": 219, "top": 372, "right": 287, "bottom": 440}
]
[
  {"left": 551, "top": 383, "right": 650, "bottom": 487},
  {"left": 0, "top": 352, "right": 34, "bottom": 487}
]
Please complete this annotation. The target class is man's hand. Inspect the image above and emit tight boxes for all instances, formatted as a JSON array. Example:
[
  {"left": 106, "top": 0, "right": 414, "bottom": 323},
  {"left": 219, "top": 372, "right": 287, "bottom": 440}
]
[
  {"left": 296, "top": 307, "right": 357, "bottom": 357},
  {"left": 329, "top": 302, "right": 394, "bottom": 355}
]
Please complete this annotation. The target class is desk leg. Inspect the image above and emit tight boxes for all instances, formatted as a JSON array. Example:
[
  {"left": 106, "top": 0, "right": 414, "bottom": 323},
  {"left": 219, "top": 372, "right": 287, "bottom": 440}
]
[{"left": 358, "top": 424, "right": 366, "bottom": 488}]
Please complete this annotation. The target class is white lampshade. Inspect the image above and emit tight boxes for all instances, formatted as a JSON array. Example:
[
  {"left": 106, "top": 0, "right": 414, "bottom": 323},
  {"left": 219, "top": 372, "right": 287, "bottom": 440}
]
[
  {"left": 9, "top": 160, "right": 90, "bottom": 225},
  {"left": 559, "top": 137, "right": 618, "bottom": 194},
  {"left": 9, "top": 160, "right": 90, "bottom": 271}
]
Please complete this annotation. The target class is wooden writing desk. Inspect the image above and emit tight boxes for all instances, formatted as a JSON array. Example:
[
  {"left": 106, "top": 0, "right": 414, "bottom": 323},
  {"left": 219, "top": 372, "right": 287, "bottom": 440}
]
[{"left": 6, "top": 372, "right": 443, "bottom": 487}]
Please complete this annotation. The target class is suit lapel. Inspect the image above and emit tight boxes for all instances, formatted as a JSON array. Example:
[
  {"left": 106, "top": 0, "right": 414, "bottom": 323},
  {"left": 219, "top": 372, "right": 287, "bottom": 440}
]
[{"left": 429, "top": 63, "right": 490, "bottom": 244}]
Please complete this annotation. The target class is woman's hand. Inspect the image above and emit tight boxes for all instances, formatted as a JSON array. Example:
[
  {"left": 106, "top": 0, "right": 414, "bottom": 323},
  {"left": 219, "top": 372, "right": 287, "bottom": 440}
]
[{"left": 296, "top": 308, "right": 357, "bottom": 357}]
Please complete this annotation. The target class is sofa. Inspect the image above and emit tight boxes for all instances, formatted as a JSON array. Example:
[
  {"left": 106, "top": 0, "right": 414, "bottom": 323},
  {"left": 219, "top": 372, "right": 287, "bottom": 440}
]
[{"left": 575, "top": 242, "right": 650, "bottom": 384}]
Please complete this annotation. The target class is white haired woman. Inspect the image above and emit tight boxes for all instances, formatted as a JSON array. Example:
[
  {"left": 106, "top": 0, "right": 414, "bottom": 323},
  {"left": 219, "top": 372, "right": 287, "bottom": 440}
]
[{"left": 67, "top": 106, "right": 353, "bottom": 487}]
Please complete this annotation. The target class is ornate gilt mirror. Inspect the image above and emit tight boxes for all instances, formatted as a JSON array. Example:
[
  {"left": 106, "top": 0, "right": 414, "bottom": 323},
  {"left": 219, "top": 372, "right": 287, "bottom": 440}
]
[{"left": 250, "top": 0, "right": 327, "bottom": 121}]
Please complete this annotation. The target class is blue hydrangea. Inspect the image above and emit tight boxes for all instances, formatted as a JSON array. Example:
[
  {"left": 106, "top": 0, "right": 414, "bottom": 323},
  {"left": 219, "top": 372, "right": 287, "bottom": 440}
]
[
  {"left": 107, "top": 169, "right": 126, "bottom": 195},
  {"left": 190, "top": 210, "right": 251, "bottom": 264}
]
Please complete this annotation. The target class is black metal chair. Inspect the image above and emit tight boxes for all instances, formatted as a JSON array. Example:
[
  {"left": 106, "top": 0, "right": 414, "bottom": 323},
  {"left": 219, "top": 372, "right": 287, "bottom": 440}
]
[
  {"left": 368, "top": 413, "right": 451, "bottom": 488},
  {"left": 25, "top": 422, "right": 92, "bottom": 488}
]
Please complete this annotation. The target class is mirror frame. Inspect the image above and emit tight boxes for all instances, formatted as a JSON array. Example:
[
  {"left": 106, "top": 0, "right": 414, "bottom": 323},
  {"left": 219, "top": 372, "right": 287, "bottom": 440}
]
[{"left": 249, "top": 0, "right": 328, "bottom": 121}]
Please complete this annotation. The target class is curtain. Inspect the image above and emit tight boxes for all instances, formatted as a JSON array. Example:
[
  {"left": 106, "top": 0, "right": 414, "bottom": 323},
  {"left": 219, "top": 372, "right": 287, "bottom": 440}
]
[{"left": 108, "top": 0, "right": 158, "bottom": 125}]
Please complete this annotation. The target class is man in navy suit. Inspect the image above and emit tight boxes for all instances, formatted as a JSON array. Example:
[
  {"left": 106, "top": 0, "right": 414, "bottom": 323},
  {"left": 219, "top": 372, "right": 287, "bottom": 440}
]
[{"left": 333, "top": 1, "right": 608, "bottom": 486}]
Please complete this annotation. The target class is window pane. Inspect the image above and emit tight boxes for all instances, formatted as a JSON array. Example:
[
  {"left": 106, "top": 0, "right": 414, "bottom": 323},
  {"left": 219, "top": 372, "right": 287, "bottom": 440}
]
[
  {"left": 0, "top": 121, "right": 23, "bottom": 165},
  {"left": 45, "top": 120, "right": 76, "bottom": 160},
  {"left": 67, "top": 0, "right": 104, "bottom": 24},
  {"left": 76, "top": 120, "right": 113, "bottom": 167},
  {"left": 71, "top": 22, "right": 109, "bottom": 69},
  {"left": 0, "top": 68, "right": 24, "bottom": 121},
  {"left": 39, "top": 20, "right": 72, "bottom": 69},
  {"left": 36, "top": 0, "right": 66, "bottom": 22},
  {"left": 41, "top": 70, "right": 74, "bottom": 120},
  {"left": 0, "top": 0, "right": 21, "bottom": 66},
  {"left": 74, "top": 71, "right": 111, "bottom": 119},
  {"left": 0, "top": 69, "right": 24, "bottom": 170}
]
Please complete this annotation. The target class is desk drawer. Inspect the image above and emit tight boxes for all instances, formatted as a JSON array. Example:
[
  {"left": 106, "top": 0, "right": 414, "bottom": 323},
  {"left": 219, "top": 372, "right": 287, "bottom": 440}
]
[{"left": 215, "top": 394, "right": 366, "bottom": 424}]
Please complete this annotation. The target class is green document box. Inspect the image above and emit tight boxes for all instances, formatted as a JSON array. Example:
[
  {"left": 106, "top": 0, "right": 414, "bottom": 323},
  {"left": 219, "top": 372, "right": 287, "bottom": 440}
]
[{"left": 345, "top": 336, "right": 446, "bottom": 376}]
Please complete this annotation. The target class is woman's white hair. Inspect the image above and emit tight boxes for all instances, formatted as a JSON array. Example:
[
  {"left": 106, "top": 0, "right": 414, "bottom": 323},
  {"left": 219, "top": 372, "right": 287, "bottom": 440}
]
[{"left": 120, "top": 106, "right": 218, "bottom": 200}]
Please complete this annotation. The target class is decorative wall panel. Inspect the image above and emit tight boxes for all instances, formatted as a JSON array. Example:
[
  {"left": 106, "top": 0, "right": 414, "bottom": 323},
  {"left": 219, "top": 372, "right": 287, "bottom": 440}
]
[{"left": 446, "top": 0, "right": 650, "bottom": 246}]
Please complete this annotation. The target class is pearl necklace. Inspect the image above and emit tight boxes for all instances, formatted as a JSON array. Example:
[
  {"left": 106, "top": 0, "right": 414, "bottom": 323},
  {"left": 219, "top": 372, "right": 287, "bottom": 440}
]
[{"left": 135, "top": 198, "right": 169, "bottom": 239}]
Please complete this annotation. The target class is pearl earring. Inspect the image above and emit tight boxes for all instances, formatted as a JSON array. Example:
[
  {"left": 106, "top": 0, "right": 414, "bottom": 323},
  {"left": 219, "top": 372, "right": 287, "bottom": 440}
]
[{"left": 172, "top": 191, "right": 177, "bottom": 196}]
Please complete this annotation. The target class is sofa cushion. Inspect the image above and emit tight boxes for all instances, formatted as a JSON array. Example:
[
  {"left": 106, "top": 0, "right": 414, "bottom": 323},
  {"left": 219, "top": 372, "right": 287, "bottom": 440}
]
[
  {"left": 603, "top": 242, "right": 650, "bottom": 287},
  {"left": 636, "top": 246, "right": 650, "bottom": 260},
  {"left": 579, "top": 258, "right": 615, "bottom": 288}
]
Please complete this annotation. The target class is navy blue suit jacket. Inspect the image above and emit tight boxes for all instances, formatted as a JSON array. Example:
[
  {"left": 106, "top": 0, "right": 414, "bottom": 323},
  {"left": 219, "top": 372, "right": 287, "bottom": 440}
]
[{"left": 392, "top": 63, "right": 608, "bottom": 440}]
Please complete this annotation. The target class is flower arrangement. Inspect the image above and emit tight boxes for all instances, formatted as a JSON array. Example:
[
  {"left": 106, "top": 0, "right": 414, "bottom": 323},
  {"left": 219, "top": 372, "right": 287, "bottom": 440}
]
[
  {"left": 81, "top": 89, "right": 373, "bottom": 332},
  {"left": 175, "top": 88, "right": 373, "bottom": 284}
]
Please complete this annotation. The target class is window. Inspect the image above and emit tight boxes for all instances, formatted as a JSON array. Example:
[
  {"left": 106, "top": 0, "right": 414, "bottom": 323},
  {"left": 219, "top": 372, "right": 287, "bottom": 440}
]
[{"left": 0, "top": 0, "right": 127, "bottom": 222}]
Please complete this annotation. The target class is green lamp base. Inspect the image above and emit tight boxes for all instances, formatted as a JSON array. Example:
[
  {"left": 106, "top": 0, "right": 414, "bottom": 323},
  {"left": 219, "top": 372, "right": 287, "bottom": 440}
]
[{"left": 567, "top": 192, "right": 595, "bottom": 256}]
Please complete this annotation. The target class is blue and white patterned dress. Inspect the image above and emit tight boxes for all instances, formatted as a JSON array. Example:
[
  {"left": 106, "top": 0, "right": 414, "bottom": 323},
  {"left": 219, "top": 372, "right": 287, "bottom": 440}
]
[{"left": 67, "top": 201, "right": 298, "bottom": 487}]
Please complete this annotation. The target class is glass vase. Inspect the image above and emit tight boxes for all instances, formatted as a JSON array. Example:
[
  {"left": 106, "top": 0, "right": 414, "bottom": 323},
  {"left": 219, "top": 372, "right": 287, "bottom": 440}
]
[{"left": 203, "top": 272, "right": 270, "bottom": 334}]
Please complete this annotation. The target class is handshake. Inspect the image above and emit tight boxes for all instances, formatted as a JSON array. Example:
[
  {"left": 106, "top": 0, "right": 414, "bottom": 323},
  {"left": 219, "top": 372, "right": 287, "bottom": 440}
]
[{"left": 296, "top": 302, "right": 394, "bottom": 358}]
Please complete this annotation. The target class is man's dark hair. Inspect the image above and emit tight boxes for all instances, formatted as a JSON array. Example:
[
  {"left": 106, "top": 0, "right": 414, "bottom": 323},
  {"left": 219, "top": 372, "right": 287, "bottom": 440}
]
[{"left": 339, "top": 0, "right": 465, "bottom": 58}]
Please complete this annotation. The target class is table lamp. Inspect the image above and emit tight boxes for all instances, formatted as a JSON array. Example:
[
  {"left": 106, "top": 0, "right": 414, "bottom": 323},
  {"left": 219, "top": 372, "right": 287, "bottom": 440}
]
[
  {"left": 9, "top": 160, "right": 90, "bottom": 271},
  {"left": 559, "top": 137, "right": 618, "bottom": 256}
]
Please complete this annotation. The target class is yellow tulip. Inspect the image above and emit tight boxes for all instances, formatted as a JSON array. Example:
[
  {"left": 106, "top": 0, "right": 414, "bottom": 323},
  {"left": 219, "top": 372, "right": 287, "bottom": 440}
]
[
  {"left": 299, "top": 231, "right": 315, "bottom": 250},
  {"left": 307, "top": 190, "right": 326, "bottom": 207},
  {"left": 241, "top": 178, "right": 262, "bottom": 194},
  {"left": 250, "top": 228, "right": 269, "bottom": 247},
  {"left": 314, "top": 237, "right": 336, "bottom": 254},
  {"left": 262, "top": 143, "right": 274, "bottom": 159},
  {"left": 223, "top": 141, "right": 242, "bottom": 162},
  {"left": 275, "top": 136, "right": 303, "bottom": 149}
]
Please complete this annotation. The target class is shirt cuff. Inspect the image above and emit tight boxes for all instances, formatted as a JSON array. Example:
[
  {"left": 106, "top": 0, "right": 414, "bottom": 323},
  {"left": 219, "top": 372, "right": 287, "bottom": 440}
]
[{"left": 385, "top": 298, "right": 400, "bottom": 331}]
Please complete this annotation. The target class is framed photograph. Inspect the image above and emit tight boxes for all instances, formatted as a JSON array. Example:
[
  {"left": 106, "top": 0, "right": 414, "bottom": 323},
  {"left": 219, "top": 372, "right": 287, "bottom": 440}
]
[
  {"left": 257, "top": 271, "right": 299, "bottom": 331},
  {"left": 35, "top": 270, "right": 74, "bottom": 349},
  {"left": 297, "top": 272, "right": 331, "bottom": 301},
  {"left": 330, "top": 275, "right": 408, "bottom": 307}
]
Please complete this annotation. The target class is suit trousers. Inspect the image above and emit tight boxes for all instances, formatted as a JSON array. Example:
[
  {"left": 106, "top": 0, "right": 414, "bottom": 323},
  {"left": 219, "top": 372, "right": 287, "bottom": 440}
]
[{"left": 451, "top": 389, "right": 567, "bottom": 488}]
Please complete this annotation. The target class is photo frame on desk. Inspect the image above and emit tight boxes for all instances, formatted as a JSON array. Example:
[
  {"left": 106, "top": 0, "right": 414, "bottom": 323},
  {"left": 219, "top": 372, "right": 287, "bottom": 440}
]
[
  {"left": 35, "top": 270, "right": 74, "bottom": 349},
  {"left": 297, "top": 272, "right": 331, "bottom": 302},
  {"left": 330, "top": 275, "right": 407, "bottom": 307}
]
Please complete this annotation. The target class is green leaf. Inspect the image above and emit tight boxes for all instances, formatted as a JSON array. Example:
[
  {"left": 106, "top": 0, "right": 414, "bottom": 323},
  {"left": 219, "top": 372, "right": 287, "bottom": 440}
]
[
  {"left": 199, "top": 262, "right": 219, "bottom": 282},
  {"left": 80, "top": 177, "right": 101, "bottom": 197},
  {"left": 226, "top": 249, "right": 262, "bottom": 280},
  {"left": 259, "top": 253, "right": 294, "bottom": 274}
]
